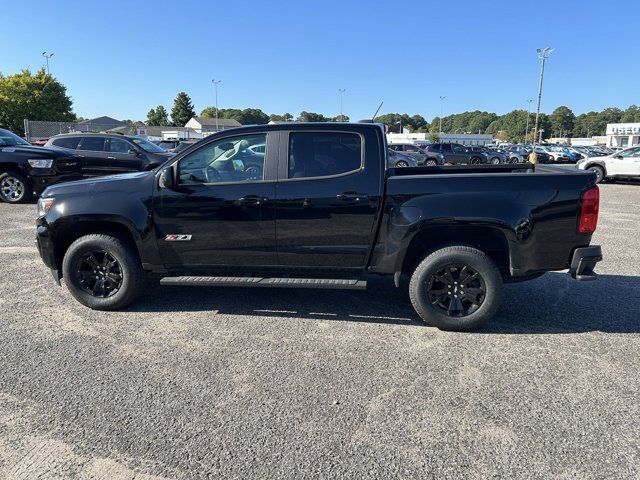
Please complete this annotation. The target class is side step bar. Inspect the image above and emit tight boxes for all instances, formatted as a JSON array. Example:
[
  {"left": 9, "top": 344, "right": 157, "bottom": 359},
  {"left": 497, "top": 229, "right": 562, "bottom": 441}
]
[{"left": 159, "top": 276, "right": 367, "bottom": 290}]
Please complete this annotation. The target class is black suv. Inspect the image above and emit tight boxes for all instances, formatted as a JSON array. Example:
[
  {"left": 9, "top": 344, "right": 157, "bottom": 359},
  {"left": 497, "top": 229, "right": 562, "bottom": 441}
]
[
  {"left": 424, "top": 143, "right": 488, "bottom": 165},
  {"left": 45, "top": 133, "right": 174, "bottom": 177},
  {"left": 0, "top": 128, "right": 82, "bottom": 203}
]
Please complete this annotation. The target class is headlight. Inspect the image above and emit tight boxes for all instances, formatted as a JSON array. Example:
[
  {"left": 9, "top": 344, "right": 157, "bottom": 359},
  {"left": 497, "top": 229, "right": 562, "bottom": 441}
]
[
  {"left": 37, "top": 197, "right": 55, "bottom": 217},
  {"left": 28, "top": 158, "right": 54, "bottom": 169}
]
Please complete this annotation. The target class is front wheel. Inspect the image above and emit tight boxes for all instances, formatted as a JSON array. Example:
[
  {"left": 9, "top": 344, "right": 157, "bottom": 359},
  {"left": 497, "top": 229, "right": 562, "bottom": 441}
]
[
  {"left": 469, "top": 157, "right": 482, "bottom": 165},
  {"left": 0, "top": 171, "right": 33, "bottom": 204},
  {"left": 395, "top": 160, "right": 409, "bottom": 167},
  {"left": 424, "top": 159, "right": 437, "bottom": 166},
  {"left": 62, "top": 234, "right": 145, "bottom": 310},
  {"left": 409, "top": 246, "right": 503, "bottom": 331},
  {"left": 490, "top": 157, "right": 501, "bottom": 165}
]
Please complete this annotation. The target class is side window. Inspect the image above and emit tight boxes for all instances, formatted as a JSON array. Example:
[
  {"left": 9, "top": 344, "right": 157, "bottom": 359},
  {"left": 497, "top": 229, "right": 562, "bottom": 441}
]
[
  {"left": 109, "top": 138, "right": 134, "bottom": 154},
  {"left": 78, "top": 137, "right": 106, "bottom": 152},
  {"left": 441, "top": 143, "right": 452, "bottom": 153},
  {"left": 288, "top": 132, "right": 362, "bottom": 179},
  {"left": 52, "top": 137, "right": 80, "bottom": 149},
  {"left": 178, "top": 133, "right": 266, "bottom": 185},
  {"left": 405, "top": 145, "right": 419, "bottom": 152},
  {"left": 389, "top": 144, "right": 400, "bottom": 151},
  {"left": 452, "top": 144, "right": 466, "bottom": 153}
]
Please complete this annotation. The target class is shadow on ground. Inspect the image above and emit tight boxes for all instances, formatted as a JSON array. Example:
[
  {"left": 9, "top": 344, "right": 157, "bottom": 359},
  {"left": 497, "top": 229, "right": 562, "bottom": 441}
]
[{"left": 129, "top": 272, "right": 640, "bottom": 334}]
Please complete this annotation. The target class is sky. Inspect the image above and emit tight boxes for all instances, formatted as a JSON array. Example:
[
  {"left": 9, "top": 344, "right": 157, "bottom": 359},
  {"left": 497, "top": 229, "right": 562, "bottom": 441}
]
[{"left": 2, "top": 0, "right": 638, "bottom": 122}]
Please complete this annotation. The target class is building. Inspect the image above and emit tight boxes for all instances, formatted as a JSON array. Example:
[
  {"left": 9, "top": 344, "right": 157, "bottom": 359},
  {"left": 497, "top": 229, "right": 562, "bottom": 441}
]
[
  {"left": 387, "top": 132, "right": 494, "bottom": 146},
  {"left": 184, "top": 116, "right": 242, "bottom": 136},
  {"left": 606, "top": 123, "right": 640, "bottom": 148},
  {"left": 75, "top": 116, "right": 125, "bottom": 132}
]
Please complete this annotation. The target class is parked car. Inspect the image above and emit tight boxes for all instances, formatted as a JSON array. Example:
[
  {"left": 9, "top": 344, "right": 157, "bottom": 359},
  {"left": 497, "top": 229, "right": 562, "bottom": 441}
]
[
  {"left": 468, "top": 146, "right": 506, "bottom": 164},
  {"left": 539, "top": 145, "right": 572, "bottom": 163},
  {"left": 35, "top": 123, "right": 602, "bottom": 331},
  {"left": 424, "top": 143, "right": 488, "bottom": 165},
  {"left": 45, "top": 133, "right": 174, "bottom": 177},
  {"left": 388, "top": 143, "right": 443, "bottom": 165},
  {"left": 30, "top": 139, "right": 49, "bottom": 147},
  {"left": 0, "top": 128, "right": 82, "bottom": 203},
  {"left": 388, "top": 148, "right": 418, "bottom": 167},
  {"left": 576, "top": 145, "right": 640, "bottom": 183},
  {"left": 172, "top": 140, "right": 199, "bottom": 154},
  {"left": 154, "top": 139, "right": 182, "bottom": 152}
]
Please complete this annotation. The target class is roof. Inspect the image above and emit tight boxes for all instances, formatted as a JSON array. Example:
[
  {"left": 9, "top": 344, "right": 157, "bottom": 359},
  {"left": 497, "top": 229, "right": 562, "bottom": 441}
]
[
  {"left": 191, "top": 117, "right": 242, "bottom": 127},
  {"left": 76, "top": 116, "right": 124, "bottom": 126}
]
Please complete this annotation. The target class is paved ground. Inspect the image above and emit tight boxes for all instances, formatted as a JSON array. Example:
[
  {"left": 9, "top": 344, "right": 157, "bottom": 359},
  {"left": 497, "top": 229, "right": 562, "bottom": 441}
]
[{"left": 0, "top": 182, "right": 638, "bottom": 479}]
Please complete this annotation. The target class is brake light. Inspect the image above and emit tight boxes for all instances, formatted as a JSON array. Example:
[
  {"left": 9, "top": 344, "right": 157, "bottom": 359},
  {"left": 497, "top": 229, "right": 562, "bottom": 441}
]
[{"left": 578, "top": 186, "right": 599, "bottom": 234}]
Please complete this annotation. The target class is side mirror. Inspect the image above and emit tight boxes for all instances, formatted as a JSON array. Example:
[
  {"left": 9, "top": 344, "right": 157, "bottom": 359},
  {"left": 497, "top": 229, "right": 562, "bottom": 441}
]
[
  {"left": 159, "top": 166, "right": 175, "bottom": 189},
  {"left": 613, "top": 154, "right": 623, "bottom": 159},
  {"left": 128, "top": 148, "right": 140, "bottom": 156}
]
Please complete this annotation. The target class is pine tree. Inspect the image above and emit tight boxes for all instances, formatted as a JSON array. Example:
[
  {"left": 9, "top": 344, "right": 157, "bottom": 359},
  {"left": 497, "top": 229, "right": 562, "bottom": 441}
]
[
  {"left": 146, "top": 105, "right": 169, "bottom": 126},
  {"left": 170, "top": 92, "right": 196, "bottom": 127}
]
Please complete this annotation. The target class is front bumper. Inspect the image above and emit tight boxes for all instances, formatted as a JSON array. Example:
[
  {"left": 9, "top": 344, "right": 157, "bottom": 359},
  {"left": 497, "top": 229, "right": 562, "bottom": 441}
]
[{"left": 569, "top": 245, "right": 602, "bottom": 281}]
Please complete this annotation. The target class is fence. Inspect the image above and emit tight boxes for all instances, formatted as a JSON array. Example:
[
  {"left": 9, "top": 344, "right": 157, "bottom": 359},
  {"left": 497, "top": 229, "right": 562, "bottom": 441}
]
[{"left": 23, "top": 120, "right": 134, "bottom": 142}]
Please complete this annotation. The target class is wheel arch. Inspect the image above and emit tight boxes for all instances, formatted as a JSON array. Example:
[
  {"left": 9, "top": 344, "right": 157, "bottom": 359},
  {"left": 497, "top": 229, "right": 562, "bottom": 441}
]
[
  {"left": 52, "top": 220, "right": 142, "bottom": 274},
  {"left": 399, "top": 225, "right": 511, "bottom": 278},
  {"left": 584, "top": 161, "right": 607, "bottom": 176}
]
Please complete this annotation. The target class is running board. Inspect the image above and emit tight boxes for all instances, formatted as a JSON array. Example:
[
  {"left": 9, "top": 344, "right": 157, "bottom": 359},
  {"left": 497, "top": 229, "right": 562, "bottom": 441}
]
[{"left": 159, "top": 276, "right": 367, "bottom": 290}]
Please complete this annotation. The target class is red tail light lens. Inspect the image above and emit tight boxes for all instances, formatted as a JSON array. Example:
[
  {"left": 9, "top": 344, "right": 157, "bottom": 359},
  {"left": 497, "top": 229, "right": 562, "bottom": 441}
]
[{"left": 578, "top": 186, "right": 599, "bottom": 234}]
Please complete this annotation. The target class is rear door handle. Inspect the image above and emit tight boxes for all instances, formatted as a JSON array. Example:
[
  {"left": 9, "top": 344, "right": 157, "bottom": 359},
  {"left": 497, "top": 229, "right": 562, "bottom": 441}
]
[
  {"left": 337, "top": 192, "right": 368, "bottom": 202},
  {"left": 107, "top": 156, "right": 116, "bottom": 160},
  {"left": 237, "top": 195, "right": 268, "bottom": 206}
]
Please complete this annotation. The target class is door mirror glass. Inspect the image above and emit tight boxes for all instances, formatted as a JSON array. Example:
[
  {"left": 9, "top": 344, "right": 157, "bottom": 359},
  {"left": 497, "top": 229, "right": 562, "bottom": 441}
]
[
  {"left": 128, "top": 148, "right": 139, "bottom": 155},
  {"left": 159, "top": 166, "right": 175, "bottom": 189}
]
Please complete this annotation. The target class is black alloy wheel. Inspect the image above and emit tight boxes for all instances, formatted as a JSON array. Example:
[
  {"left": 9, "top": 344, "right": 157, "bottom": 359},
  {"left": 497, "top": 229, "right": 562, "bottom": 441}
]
[
  {"left": 75, "top": 250, "right": 123, "bottom": 298},
  {"left": 426, "top": 264, "right": 486, "bottom": 317}
]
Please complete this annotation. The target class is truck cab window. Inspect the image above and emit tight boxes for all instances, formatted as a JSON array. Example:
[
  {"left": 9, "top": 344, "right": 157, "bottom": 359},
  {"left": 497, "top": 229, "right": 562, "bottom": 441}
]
[
  {"left": 288, "top": 132, "right": 361, "bottom": 179},
  {"left": 178, "top": 133, "right": 267, "bottom": 184}
]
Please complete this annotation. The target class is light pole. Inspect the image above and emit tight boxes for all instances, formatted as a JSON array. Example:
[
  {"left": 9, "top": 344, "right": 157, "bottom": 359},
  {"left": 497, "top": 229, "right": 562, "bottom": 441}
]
[
  {"left": 532, "top": 47, "right": 553, "bottom": 157},
  {"left": 525, "top": 99, "right": 533, "bottom": 143},
  {"left": 42, "top": 51, "right": 54, "bottom": 75},
  {"left": 439, "top": 96, "right": 446, "bottom": 134},
  {"left": 211, "top": 79, "right": 222, "bottom": 131},
  {"left": 338, "top": 88, "right": 346, "bottom": 120}
]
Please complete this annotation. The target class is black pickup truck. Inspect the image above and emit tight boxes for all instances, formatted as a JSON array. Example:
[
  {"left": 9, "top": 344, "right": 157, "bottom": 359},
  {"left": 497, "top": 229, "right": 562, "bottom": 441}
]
[
  {"left": 0, "top": 128, "right": 82, "bottom": 203},
  {"left": 35, "top": 123, "right": 602, "bottom": 330}
]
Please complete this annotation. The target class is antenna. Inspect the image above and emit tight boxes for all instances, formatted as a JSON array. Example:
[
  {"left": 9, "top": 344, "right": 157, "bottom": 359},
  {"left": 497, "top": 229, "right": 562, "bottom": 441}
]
[{"left": 372, "top": 101, "right": 384, "bottom": 121}]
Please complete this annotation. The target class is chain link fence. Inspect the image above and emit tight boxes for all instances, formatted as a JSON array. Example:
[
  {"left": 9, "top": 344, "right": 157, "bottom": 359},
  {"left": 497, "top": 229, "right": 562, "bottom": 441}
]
[{"left": 23, "top": 120, "right": 135, "bottom": 142}]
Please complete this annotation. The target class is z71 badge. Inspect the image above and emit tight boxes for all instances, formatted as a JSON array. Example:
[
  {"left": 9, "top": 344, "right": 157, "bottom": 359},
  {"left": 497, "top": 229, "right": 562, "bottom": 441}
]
[{"left": 165, "top": 234, "right": 192, "bottom": 241}]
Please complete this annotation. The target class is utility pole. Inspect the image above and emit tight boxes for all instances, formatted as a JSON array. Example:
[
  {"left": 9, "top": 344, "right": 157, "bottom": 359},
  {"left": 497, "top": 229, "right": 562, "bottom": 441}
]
[
  {"left": 42, "top": 51, "right": 54, "bottom": 75},
  {"left": 532, "top": 47, "right": 553, "bottom": 159},
  {"left": 525, "top": 99, "right": 533, "bottom": 143},
  {"left": 439, "top": 96, "right": 446, "bottom": 134},
  {"left": 212, "top": 79, "right": 222, "bottom": 132},
  {"left": 338, "top": 88, "right": 346, "bottom": 120}
]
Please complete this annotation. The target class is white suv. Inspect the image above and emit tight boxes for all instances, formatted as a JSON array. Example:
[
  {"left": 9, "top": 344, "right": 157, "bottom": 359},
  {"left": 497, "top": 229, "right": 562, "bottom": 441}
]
[{"left": 576, "top": 146, "right": 640, "bottom": 183}]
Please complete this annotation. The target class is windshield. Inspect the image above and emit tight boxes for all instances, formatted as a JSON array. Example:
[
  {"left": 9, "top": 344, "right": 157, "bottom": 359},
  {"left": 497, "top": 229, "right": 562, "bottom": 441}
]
[
  {"left": 130, "top": 137, "right": 167, "bottom": 153},
  {"left": 0, "top": 128, "right": 30, "bottom": 147}
]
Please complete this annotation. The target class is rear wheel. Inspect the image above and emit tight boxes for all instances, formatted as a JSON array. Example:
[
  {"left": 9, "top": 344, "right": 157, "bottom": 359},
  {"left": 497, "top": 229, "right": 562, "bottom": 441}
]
[
  {"left": 409, "top": 246, "right": 503, "bottom": 331},
  {"left": 469, "top": 156, "right": 482, "bottom": 165},
  {"left": 0, "top": 171, "right": 32, "bottom": 204},
  {"left": 62, "top": 234, "right": 145, "bottom": 310},
  {"left": 491, "top": 157, "right": 501, "bottom": 165},
  {"left": 424, "top": 159, "right": 437, "bottom": 166},
  {"left": 588, "top": 165, "right": 605, "bottom": 183},
  {"left": 395, "top": 160, "right": 409, "bottom": 167}
]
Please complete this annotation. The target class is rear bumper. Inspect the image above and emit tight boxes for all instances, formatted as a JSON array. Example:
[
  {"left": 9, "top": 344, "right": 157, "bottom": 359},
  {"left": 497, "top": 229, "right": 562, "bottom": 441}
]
[{"left": 569, "top": 245, "right": 602, "bottom": 281}]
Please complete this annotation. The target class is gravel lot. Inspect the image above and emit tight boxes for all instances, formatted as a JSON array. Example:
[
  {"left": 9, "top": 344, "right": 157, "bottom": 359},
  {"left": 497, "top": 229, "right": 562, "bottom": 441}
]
[{"left": 0, "top": 182, "right": 638, "bottom": 479}]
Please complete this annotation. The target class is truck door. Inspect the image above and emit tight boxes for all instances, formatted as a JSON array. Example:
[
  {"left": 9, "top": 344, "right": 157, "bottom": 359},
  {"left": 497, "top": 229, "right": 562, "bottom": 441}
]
[
  {"left": 153, "top": 131, "right": 278, "bottom": 268},
  {"left": 274, "top": 128, "right": 383, "bottom": 269}
]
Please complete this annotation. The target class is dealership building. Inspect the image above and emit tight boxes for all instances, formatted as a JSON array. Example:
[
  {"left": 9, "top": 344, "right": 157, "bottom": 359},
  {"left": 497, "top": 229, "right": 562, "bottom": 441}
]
[{"left": 606, "top": 123, "right": 640, "bottom": 148}]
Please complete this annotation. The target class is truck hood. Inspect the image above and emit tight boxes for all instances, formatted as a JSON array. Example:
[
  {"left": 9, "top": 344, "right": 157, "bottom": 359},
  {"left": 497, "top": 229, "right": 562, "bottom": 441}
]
[
  {"left": 42, "top": 171, "right": 154, "bottom": 197},
  {"left": 1, "top": 144, "right": 77, "bottom": 157}
]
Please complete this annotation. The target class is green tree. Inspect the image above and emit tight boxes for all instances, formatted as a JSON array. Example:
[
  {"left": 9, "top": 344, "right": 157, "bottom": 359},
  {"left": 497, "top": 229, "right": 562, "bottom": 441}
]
[
  {"left": 330, "top": 114, "right": 350, "bottom": 122},
  {"left": 0, "top": 68, "right": 74, "bottom": 136},
  {"left": 269, "top": 113, "right": 294, "bottom": 122},
  {"left": 621, "top": 105, "right": 640, "bottom": 123},
  {"left": 146, "top": 105, "right": 169, "bottom": 126},
  {"left": 428, "top": 132, "right": 440, "bottom": 143},
  {"left": 297, "top": 111, "right": 328, "bottom": 122},
  {"left": 170, "top": 92, "right": 196, "bottom": 127},
  {"left": 550, "top": 106, "right": 575, "bottom": 137},
  {"left": 200, "top": 107, "right": 269, "bottom": 125}
]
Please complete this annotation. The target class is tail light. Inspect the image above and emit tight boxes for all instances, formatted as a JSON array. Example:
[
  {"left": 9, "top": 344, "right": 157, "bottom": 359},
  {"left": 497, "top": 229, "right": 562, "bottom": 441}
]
[{"left": 578, "top": 186, "right": 599, "bottom": 234}]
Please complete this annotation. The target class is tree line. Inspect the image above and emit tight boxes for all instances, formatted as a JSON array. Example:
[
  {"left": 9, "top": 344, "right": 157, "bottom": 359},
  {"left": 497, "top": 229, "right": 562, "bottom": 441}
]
[{"left": 2, "top": 69, "right": 639, "bottom": 141}]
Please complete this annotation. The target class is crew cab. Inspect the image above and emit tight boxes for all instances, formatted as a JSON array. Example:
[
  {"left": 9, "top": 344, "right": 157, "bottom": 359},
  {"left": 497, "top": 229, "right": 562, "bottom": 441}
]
[
  {"left": 35, "top": 123, "right": 602, "bottom": 331},
  {"left": 0, "top": 128, "right": 82, "bottom": 203}
]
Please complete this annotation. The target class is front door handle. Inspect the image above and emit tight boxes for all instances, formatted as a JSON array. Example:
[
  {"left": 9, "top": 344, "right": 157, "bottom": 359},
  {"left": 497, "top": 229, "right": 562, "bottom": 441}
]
[
  {"left": 107, "top": 156, "right": 116, "bottom": 160},
  {"left": 337, "top": 192, "right": 368, "bottom": 202},
  {"left": 237, "top": 195, "right": 268, "bottom": 206}
]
